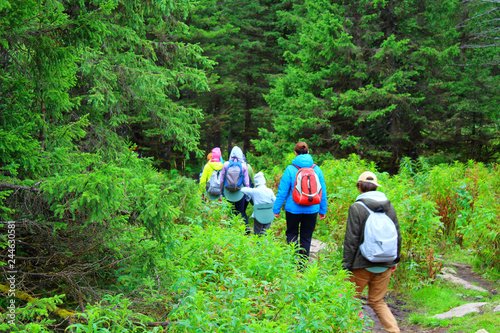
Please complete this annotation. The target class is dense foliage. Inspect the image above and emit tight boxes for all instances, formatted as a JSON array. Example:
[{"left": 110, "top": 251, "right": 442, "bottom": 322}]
[
  {"left": 260, "top": 0, "right": 499, "bottom": 171},
  {"left": 0, "top": 0, "right": 499, "bottom": 332},
  {"left": 2, "top": 151, "right": 500, "bottom": 331}
]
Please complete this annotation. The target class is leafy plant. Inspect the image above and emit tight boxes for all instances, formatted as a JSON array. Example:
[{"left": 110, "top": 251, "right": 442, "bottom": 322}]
[
  {"left": 163, "top": 223, "right": 368, "bottom": 332},
  {"left": 0, "top": 294, "right": 64, "bottom": 332},
  {"left": 67, "top": 294, "right": 162, "bottom": 333}
]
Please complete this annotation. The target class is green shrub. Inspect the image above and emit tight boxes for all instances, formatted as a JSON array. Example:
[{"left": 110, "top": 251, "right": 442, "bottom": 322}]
[
  {"left": 163, "top": 224, "right": 368, "bottom": 332},
  {"left": 67, "top": 294, "right": 162, "bottom": 333}
]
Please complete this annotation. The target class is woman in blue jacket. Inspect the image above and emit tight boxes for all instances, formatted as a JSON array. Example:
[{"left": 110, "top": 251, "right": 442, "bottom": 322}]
[{"left": 273, "top": 141, "right": 328, "bottom": 262}]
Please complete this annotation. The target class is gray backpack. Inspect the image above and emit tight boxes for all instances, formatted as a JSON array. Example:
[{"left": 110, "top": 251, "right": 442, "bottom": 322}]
[
  {"left": 224, "top": 159, "right": 244, "bottom": 192},
  {"left": 206, "top": 169, "right": 221, "bottom": 196},
  {"left": 357, "top": 201, "right": 398, "bottom": 263}
]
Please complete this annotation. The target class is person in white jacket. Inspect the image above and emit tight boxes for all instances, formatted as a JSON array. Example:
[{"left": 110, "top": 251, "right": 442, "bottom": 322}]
[{"left": 241, "top": 172, "right": 276, "bottom": 235}]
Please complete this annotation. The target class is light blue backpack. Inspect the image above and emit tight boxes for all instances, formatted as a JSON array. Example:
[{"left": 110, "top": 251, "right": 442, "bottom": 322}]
[{"left": 357, "top": 201, "right": 398, "bottom": 263}]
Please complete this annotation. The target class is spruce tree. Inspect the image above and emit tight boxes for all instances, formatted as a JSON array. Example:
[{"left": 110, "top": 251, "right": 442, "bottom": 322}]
[{"left": 180, "top": 0, "right": 287, "bottom": 156}]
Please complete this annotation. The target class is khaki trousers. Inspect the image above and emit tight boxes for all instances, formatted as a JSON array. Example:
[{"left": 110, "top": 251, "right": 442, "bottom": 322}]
[{"left": 350, "top": 268, "right": 400, "bottom": 333}]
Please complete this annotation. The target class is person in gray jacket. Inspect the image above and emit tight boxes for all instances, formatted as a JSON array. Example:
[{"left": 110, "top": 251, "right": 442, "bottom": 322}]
[{"left": 342, "top": 171, "right": 401, "bottom": 333}]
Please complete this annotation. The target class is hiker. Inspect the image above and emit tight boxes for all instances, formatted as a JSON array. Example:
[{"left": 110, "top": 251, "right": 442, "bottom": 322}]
[
  {"left": 273, "top": 141, "right": 327, "bottom": 262},
  {"left": 130, "top": 146, "right": 141, "bottom": 158},
  {"left": 199, "top": 150, "right": 224, "bottom": 183},
  {"left": 241, "top": 172, "right": 276, "bottom": 236},
  {"left": 342, "top": 171, "right": 401, "bottom": 333},
  {"left": 198, "top": 152, "right": 212, "bottom": 184},
  {"left": 242, "top": 153, "right": 255, "bottom": 215},
  {"left": 199, "top": 148, "right": 224, "bottom": 200},
  {"left": 219, "top": 146, "right": 251, "bottom": 233}
]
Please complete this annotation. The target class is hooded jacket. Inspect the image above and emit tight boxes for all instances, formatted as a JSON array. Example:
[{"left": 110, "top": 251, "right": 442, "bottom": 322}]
[
  {"left": 273, "top": 154, "right": 328, "bottom": 215},
  {"left": 199, "top": 160, "right": 224, "bottom": 193},
  {"left": 342, "top": 191, "right": 401, "bottom": 270},
  {"left": 241, "top": 173, "right": 276, "bottom": 207},
  {"left": 210, "top": 147, "right": 222, "bottom": 162},
  {"left": 219, "top": 146, "right": 250, "bottom": 194}
]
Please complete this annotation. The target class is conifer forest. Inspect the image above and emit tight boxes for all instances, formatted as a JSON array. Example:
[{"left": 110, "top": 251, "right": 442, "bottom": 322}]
[{"left": 0, "top": 0, "right": 499, "bottom": 332}]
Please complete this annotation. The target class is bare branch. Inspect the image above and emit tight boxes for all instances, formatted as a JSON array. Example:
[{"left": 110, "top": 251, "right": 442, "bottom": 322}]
[
  {"left": 459, "top": 43, "right": 500, "bottom": 48},
  {"left": 462, "top": 0, "right": 500, "bottom": 4},
  {"left": 0, "top": 181, "right": 44, "bottom": 192}
]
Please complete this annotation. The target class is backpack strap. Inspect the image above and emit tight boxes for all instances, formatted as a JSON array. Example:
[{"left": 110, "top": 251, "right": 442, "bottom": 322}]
[
  {"left": 356, "top": 200, "right": 387, "bottom": 213},
  {"left": 354, "top": 201, "right": 373, "bottom": 247},
  {"left": 292, "top": 163, "right": 316, "bottom": 169},
  {"left": 355, "top": 201, "right": 373, "bottom": 213}
]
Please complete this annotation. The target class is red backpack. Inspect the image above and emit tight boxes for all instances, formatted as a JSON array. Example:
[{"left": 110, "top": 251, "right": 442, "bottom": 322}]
[{"left": 292, "top": 164, "right": 322, "bottom": 205}]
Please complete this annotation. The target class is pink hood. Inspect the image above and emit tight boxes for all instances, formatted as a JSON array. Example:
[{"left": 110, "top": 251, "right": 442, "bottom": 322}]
[{"left": 211, "top": 147, "right": 221, "bottom": 161}]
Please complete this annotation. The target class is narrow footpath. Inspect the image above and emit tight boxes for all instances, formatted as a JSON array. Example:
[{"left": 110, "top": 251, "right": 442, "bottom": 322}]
[{"left": 309, "top": 240, "right": 500, "bottom": 333}]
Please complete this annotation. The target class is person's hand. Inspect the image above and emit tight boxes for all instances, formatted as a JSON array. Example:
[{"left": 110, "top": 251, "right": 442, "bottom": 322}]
[
  {"left": 318, "top": 214, "right": 326, "bottom": 220},
  {"left": 274, "top": 213, "right": 280, "bottom": 218},
  {"left": 391, "top": 265, "right": 398, "bottom": 272}
]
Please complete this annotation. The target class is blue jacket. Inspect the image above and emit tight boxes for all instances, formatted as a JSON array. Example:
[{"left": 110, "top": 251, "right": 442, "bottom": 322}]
[{"left": 273, "top": 154, "right": 328, "bottom": 215}]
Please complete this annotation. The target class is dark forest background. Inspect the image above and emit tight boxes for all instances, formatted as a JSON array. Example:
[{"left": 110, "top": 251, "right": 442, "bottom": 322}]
[{"left": 1, "top": 0, "right": 498, "bottom": 176}]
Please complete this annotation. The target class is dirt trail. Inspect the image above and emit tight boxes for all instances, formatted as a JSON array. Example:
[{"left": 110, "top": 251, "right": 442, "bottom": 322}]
[
  {"left": 362, "top": 294, "right": 448, "bottom": 333},
  {"left": 309, "top": 240, "right": 498, "bottom": 332},
  {"left": 363, "top": 262, "right": 498, "bottom": 333}
]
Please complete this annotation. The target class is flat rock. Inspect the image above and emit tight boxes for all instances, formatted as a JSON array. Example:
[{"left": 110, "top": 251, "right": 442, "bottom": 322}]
[
  {"left": 437, "top": 272, "right": 488, "bottom": 293},
  {"left": 309, "top": 238, "right": 327, "bottom": 254},
  {"left": 441, "top": 267, "right": 457, "bottom": 275},
  {"left": 433, "top": 302, "right": 488, "bottom": 320},
  {"left": 447, "top": 262, "right": 471, "bottom": 269},
  {"left": 494, "top": 304, "right": 500, "bottom": 313},
  {"left": 475, "top": 330, "right": 489, "bottom": 333}
]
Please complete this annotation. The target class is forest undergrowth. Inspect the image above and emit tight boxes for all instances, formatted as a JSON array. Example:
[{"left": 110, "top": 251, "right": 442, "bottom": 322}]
[{"left": 1, "top": 154, "right": 500, "bottom": 332}]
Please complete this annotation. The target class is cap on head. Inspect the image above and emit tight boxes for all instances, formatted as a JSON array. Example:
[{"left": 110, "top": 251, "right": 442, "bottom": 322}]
[
  {"left": 358, "top": 171, "right": 382, "bottom": 187},
  {"left": 254, "top": 172, "right": 266, "bottom": 186}
]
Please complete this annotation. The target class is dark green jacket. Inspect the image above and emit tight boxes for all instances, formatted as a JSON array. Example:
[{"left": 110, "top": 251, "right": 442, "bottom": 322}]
[{"left": 342, "top": 192, "right": 401, "bottom": 270}]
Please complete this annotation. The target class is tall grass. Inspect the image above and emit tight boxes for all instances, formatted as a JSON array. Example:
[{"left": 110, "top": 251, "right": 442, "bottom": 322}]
[
  {"left": 258, "top": 155, "right": 500, "bottom": 289},
  {"left": 6, "top": 155, "right": 499, "bottom": 332}
]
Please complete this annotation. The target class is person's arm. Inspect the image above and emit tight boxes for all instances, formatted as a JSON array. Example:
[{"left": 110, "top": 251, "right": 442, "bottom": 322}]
[
  {"left": 342, "top": 204, "right": 362, "bottom": 270},
  {"left": 240, "top": 187, "right": 254, "bottom": 196},
  {"left": 199, "top": 165, "right": 211, "bottom": 194},
  {"left": 219, "top": 163, "right": 227, "bottom": 195},
  {"left": 316, "top": 166, "right": 328, "bottom": 216},
  {"left": 247, "top": 164, "right": 255, "bottom": 188},
  {"left": 242, "top": 164, "right": 250, "bottom": 188},
  {"left": 391, "top": 206, "right": 402, "bottom": 264},
  {"left": 273, "top": 166, "right": 292, "bottom": 215}
]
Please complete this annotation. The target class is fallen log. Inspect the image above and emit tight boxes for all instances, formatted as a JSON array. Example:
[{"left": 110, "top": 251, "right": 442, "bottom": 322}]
[{"left": 0, "top": 283, "right": 75, "bottom": 319}]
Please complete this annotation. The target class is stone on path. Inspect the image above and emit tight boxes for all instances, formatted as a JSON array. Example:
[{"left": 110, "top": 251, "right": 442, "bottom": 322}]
[
  {"left": 309, "top": 238, "right": 327, "bottom": 255},
  {"left": 475, "top": 330, "right": 489, "bottom": 333},
  {"left": 441, "top": 267, "right": 457, "bottom": 275},
  {"left": 437, "top": 271, "right": 488, "bottom": 293},
  {"left": 433, "top": 302, "right": 488, "bottom": 320},
  {"left": 494, "top": 304, "right": 500, "bottom": 313}
]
